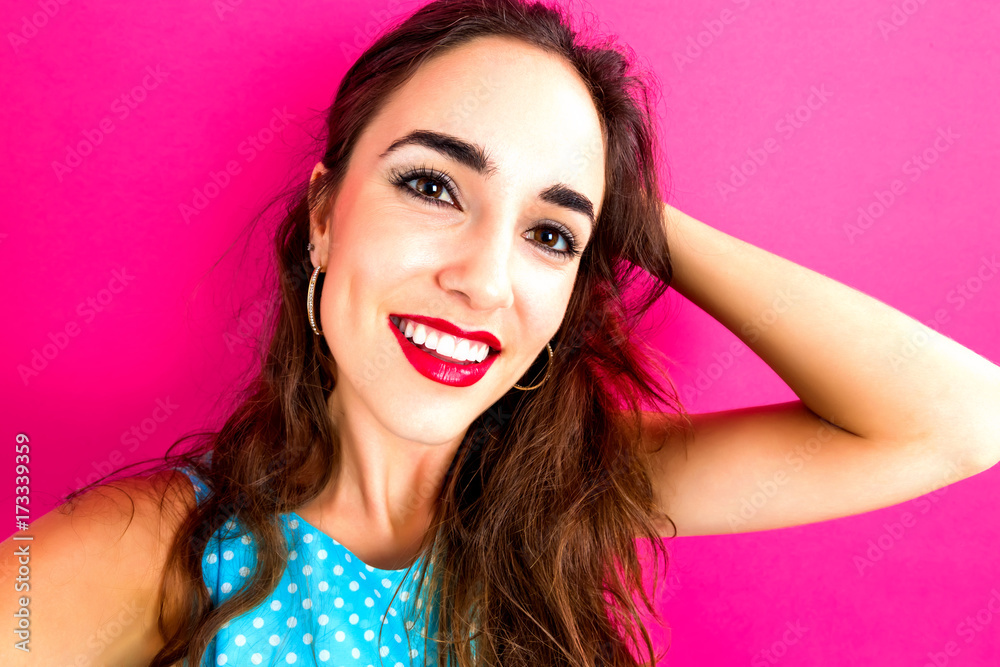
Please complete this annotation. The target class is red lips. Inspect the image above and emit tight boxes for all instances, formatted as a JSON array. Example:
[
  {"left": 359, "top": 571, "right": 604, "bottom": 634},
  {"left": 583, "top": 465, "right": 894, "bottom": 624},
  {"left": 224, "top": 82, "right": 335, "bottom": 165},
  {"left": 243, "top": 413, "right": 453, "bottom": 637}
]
[
  {"left": 390, "top": 313, "right": 501, "bottom": 352},
  {"left": 388, "top": 317, "right": 499, "bottom": 387}
]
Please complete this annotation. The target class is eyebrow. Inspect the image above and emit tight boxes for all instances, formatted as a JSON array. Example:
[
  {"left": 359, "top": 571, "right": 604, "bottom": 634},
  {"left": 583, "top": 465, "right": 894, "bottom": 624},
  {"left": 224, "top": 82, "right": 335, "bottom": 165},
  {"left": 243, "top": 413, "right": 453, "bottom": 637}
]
[{"left": 379, "top": 129, "right": 596, "bottom": 229}]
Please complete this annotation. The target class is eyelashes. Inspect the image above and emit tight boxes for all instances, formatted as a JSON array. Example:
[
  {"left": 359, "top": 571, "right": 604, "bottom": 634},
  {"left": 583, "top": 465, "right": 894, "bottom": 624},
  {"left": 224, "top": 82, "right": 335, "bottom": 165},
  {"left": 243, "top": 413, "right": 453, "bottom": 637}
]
[
  {"left": 387, "top": 164, "right": 462, "bottom": 208},
  {"left": 386, "top": 164, "right": 582, "bottom": 259}
]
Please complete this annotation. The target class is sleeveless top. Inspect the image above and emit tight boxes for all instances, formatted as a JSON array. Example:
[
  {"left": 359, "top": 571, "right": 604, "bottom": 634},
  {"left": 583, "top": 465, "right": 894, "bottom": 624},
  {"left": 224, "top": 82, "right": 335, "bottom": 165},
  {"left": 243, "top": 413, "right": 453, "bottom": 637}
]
[{"left": 173, "top": 465, "right": 443, "bottom": 667}]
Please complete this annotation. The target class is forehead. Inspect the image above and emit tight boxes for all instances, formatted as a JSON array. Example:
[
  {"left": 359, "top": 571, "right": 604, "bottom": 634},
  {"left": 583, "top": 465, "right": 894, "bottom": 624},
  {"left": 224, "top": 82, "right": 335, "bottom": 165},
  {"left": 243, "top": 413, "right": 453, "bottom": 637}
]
[{"left": 365, "top": 35, "right": 606, "bottom": 212}]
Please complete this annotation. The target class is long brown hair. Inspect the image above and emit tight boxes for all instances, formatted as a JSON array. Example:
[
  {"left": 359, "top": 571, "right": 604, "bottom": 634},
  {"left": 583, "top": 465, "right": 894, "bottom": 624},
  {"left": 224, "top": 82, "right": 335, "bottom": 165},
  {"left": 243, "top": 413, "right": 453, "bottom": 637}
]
[{"left": 63, "top": 0, "right": 692, "bottom": 664}]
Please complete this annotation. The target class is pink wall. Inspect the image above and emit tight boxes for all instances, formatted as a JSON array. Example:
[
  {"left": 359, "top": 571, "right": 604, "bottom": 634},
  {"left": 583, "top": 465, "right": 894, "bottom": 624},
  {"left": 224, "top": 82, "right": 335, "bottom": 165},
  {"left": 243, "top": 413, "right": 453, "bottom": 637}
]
[{"left": 3, "top": 0, "right": 998, "bottom": 664}]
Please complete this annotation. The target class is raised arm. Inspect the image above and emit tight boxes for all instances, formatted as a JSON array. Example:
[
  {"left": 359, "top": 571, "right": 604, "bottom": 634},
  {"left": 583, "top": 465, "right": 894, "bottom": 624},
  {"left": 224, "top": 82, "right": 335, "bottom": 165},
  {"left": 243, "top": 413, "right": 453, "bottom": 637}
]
[{"left": 640, "top": 204, "right": 1000, "bottom": 536}]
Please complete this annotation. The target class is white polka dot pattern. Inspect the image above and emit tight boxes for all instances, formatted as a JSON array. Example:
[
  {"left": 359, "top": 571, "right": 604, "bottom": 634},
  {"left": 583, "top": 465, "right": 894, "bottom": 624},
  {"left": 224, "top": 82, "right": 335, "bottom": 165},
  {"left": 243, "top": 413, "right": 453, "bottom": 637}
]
[{"left": 175, "top": 466, "right": 441, "bottom": 666}]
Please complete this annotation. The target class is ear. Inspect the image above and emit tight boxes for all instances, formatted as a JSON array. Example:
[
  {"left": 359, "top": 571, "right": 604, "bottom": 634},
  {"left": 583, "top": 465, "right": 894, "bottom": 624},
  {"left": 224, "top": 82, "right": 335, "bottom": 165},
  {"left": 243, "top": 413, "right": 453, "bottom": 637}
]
[{"left": 309, "top": 161, "right": 332, "bottom": 269}]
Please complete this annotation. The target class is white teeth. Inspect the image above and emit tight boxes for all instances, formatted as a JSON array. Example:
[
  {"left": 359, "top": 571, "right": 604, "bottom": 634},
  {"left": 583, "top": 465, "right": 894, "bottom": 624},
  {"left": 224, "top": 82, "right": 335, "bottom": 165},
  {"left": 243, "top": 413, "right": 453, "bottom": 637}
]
[
  {"left": 425, "top": 329, "right": 439, "bottom": 350},
  {"left": 436, "top": 334, "right": 455, "bottom": 357},
  {"left": 395, "top": 317, "right": 495, "bottom": 363}
]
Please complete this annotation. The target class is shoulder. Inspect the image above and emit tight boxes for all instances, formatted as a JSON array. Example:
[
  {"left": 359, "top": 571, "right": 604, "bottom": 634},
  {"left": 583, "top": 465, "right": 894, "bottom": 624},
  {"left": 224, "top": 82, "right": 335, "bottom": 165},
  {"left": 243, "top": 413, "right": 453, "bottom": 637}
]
[
  {"left": 52, "top": 469, "right": 200, "bottom": 562},
  {"left": 0, "top": 469, "right": 200, "bottom": 665},
  {"left": 59, "top": 467, "right": 198, "bottom": 520},
  {"left": 77, "top": 467, "right": 199, "bottom": 522}
]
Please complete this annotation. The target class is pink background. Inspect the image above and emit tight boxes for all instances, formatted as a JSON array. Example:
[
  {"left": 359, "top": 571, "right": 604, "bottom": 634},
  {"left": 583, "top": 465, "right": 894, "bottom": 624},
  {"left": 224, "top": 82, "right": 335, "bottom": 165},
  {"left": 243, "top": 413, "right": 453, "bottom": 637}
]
[{"left": 3, "top": 0, "right": 999, "bottom": 664}]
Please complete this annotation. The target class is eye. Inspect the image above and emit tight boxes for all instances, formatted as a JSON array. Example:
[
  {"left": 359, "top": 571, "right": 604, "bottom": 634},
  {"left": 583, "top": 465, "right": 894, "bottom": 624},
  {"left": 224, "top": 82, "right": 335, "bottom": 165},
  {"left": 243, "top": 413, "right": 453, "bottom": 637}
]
[
  {"left": 387, "top": 164, "right": 582, "bottom": 260},
  {"left": 388, "top": 166, "right": 459, "bottom": 208},
  {"left": 525, "top": 224, "right": 580, "bottom": 259}
]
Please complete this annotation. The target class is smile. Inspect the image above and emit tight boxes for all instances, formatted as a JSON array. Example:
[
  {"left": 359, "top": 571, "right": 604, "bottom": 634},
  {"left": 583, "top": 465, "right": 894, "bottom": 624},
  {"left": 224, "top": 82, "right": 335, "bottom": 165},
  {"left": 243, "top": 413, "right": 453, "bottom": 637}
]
[{"left": 388, "top": 315, "right": 500, "bottom": 387}]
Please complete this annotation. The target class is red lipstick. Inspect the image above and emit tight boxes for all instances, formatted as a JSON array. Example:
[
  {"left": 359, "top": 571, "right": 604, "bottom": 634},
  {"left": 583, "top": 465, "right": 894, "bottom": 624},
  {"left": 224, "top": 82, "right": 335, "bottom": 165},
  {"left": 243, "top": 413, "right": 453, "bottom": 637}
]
[
  {"left": 388, "top": 315, "right": 500, "bottom": 387},
  {"left": 392, "top": 314, "right": 501, "bottom": 351}
]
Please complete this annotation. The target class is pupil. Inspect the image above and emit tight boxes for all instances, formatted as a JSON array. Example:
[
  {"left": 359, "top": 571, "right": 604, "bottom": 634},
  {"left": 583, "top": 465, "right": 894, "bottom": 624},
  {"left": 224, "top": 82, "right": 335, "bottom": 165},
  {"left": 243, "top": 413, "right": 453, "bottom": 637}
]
[{"left": 418, "top": 177, "right": 439, "bottom": 197}]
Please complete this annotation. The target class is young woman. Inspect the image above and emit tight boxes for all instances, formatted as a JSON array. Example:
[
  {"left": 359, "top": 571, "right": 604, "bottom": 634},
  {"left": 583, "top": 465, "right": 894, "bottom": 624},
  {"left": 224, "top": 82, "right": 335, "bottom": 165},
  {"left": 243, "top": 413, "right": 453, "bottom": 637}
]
[{"left": 4, "top": 0, "right": 998, "bottom": 665}]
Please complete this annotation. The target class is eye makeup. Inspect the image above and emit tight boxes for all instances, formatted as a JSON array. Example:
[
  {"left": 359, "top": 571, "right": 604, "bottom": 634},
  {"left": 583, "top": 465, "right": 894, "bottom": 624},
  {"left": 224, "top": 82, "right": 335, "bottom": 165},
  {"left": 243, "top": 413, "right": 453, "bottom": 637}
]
[{"left": 385, "top": 163, "right": 582, "bottom": 259}]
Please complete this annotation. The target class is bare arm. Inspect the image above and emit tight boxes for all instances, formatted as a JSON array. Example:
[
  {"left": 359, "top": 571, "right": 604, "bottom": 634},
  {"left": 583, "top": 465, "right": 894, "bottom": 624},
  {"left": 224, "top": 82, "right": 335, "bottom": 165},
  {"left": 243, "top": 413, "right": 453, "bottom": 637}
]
[
  {"left": 640, "top": 204, "right": 1000, "bottom": 536},
  {"left": 0, "top": 471, "right": 197, "bottom": 665}
]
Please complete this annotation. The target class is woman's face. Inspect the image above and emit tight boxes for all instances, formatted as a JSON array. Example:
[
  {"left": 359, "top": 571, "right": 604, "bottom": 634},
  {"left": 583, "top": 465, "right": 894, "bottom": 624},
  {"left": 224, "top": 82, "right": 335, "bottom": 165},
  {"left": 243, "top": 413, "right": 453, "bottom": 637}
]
[{"left": 309, "top": 35, "right": 606, "bottom": 443}]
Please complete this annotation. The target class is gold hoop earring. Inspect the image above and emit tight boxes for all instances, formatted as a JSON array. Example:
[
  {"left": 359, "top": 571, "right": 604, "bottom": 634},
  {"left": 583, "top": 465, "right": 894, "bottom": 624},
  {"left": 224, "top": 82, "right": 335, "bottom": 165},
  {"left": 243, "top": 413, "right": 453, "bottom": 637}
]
[
  {"left": 513, "top": 342, "right": 553, "bottom": 391},
  {"left": 307, "top": 265, "right": 324, "bottom": 336}
]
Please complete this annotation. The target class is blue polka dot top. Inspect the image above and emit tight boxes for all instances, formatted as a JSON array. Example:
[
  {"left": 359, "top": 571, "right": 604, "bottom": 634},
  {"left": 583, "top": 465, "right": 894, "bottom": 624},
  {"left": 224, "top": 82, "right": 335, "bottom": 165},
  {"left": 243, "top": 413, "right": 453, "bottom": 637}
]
[{"left": 174, "top": 465, "right": 443, "bottom": 667}]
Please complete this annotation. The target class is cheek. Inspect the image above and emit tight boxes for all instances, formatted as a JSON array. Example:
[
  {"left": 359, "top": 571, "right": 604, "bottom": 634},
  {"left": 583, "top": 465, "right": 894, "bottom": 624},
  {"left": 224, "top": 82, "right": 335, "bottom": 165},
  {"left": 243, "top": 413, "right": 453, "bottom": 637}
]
[
  {"left": 322, "top": 211, "right": 427, "bottom": 313},
  {"left": 518, "top": 276, "right": 576, "bottom": 341},
  {"left": 337, "top": 197, "right": 436, "bottom": 264}
]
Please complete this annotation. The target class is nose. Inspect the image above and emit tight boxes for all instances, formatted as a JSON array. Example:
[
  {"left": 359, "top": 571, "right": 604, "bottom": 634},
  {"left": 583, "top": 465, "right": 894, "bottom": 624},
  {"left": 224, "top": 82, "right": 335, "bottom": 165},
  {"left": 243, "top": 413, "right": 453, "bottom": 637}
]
[{"left": 437, "top": 212, "right": 515, "bottom": 312}]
